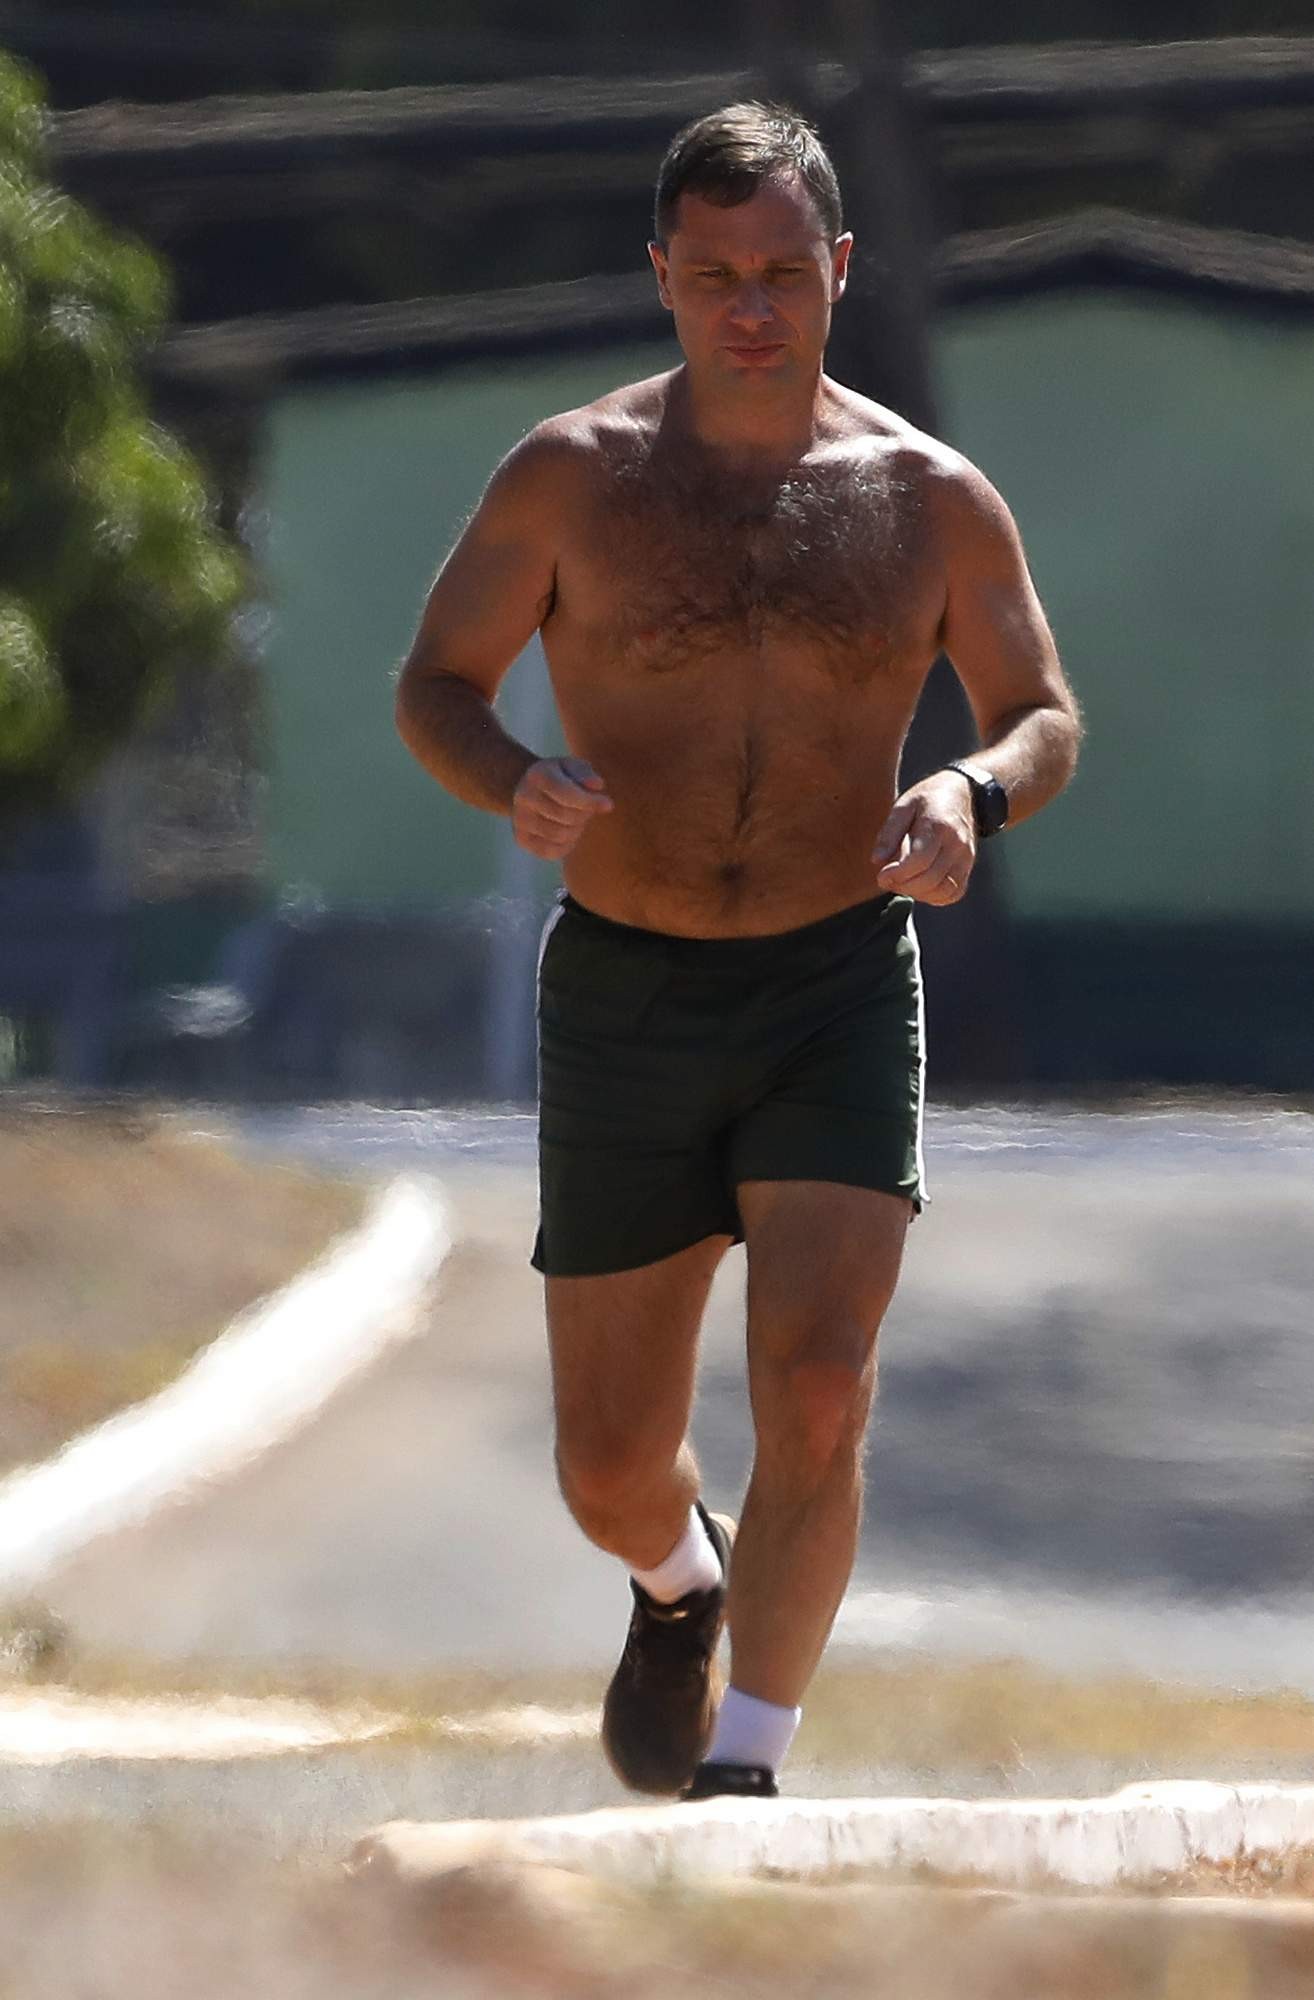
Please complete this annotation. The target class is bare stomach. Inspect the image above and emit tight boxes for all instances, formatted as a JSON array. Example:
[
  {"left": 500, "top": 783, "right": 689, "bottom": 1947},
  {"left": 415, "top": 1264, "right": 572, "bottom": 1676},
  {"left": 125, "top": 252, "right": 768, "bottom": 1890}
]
[
  {"left": 545, "top": 633, "right": 927, "bottom": 937},
  {"left": 559, "top": 771, "right": 901, "bottom": 938}
]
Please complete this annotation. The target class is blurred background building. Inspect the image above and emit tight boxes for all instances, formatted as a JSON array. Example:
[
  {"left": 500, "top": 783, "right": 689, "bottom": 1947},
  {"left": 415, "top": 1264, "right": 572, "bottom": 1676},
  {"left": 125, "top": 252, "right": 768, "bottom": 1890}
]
[{"left": 2, "top": 3, "right": 1313, "bottom": 1100}]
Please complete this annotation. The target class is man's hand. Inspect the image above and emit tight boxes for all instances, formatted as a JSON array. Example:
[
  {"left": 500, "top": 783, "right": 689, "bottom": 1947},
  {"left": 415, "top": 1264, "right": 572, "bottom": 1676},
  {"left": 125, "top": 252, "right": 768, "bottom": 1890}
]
[
  {"left": 512, "top": 756, "right": 613, "bottom": 859},
  {"left": 872, "top": 771, "right": 976, "bottom": 906}
]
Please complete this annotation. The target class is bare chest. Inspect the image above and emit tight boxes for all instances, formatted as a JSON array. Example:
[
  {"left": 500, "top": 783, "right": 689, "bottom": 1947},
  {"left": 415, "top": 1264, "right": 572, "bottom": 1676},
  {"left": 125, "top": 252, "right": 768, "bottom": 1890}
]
[{"left": 565, "top": 450, "right": 936, "bottom": 681}]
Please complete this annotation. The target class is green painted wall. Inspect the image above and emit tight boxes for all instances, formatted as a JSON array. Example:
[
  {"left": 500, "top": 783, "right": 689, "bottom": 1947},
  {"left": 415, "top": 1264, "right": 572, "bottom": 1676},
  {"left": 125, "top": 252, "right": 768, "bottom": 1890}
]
[
  {"left": 259, "top": 295, "right": 1314, "bottom": 922},
  {"left": 938, "top": 292, "right": 1314, "bottom": 922},
  {"left": 259, "top": 341, "right": 676, "bottom": 908}
]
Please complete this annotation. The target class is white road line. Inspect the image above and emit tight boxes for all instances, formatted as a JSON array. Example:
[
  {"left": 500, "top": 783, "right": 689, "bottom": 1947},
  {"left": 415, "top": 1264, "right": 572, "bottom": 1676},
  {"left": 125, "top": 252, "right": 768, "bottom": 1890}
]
[
  {"left": 0, "top": 1690, "right": 595, "bottom": 1762},
  {"left": 0, "top": 1175, "right": 452, "bottom": 1595},
  {"left": 0, "top": 1687, "right": 403, "bottom": 1762}
]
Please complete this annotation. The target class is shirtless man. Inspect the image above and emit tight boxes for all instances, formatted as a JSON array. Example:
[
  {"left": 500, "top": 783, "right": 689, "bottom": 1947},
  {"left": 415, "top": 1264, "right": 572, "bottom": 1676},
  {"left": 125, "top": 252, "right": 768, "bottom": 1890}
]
[{"left": 396, "top": 103, "right": 1080, "bottom": 1800}]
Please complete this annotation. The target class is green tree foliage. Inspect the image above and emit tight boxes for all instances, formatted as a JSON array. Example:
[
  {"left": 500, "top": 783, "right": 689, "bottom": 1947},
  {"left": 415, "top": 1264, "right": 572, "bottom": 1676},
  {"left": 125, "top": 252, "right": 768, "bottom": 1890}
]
[{"left": 0, "top": 50, "right": 242, "bottom": 828}]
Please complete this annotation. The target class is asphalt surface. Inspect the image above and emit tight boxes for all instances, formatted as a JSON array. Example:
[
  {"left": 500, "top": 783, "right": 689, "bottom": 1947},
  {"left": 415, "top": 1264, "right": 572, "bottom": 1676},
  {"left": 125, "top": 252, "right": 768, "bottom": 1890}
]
[{"left": 31, "top": 1101, "right": 1314, "bottom": 1698}]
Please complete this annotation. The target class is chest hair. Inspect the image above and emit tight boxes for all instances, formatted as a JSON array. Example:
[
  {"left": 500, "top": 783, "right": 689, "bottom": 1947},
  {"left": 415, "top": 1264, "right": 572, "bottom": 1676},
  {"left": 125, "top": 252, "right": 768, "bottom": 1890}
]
[{"left": 592, "top": 438, "right": 925, "bottom": 678}]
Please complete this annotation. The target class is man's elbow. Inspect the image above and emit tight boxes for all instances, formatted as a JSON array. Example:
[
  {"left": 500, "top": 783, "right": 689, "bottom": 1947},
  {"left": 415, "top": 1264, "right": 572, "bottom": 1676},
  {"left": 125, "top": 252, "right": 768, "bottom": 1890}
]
[
  {"left": 1054, "top": 690, "right": 1084, "bottom": 784},
  {"left": 395, "top": 655, "right": 455, "bottom": 740},
  {"left": 1023, "top": 699, "right": 1082, "bottom": 812},
  {"left": 394, "top": 658, "right": 423, "bottom": 752},
  {"left": 393, "top": 653, "right": 457, "bottom": 763}
]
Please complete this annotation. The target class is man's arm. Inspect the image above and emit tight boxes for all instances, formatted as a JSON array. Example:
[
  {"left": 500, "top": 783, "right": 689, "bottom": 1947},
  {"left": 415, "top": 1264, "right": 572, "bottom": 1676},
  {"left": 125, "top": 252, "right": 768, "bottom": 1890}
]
[
  {"left": 395, "top": 425, "right": 612, "bottom": 857},
  {"left": 874, "top": 454, "right": 1081, "bottom": 905}
]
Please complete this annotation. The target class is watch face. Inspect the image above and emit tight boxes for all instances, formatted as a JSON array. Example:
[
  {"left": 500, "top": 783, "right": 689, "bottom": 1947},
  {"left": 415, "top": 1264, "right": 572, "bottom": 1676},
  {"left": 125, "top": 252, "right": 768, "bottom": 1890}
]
[
  {"left": 951, "top": 763, "right": 1008, "bottom": 837},
  {"left": 980, "top": 780, "right": 1008, "bottom": 837}
]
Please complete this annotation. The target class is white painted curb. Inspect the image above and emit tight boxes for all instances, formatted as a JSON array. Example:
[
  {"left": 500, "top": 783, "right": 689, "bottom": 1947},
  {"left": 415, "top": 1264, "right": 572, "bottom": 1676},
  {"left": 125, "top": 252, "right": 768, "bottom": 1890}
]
[
  {"left": 0, "top": 1174, "right": 452, "bottom": 1596},
  {"left": 351, "top": 1780, "right": 1314, "bottom": 1894}
]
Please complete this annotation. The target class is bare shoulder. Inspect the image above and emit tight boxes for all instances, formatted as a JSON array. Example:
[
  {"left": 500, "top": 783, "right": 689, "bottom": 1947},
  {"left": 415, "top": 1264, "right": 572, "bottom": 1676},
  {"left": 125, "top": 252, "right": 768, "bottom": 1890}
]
[
  {"left": 490, "top": 370, "right": 675, "bottom": 497},
  {"left": 915, "top": 440, "right": 1023, "bottom": 557},
  {"left": 826, "top": 381, "right": 1019, "bottom": 549}
]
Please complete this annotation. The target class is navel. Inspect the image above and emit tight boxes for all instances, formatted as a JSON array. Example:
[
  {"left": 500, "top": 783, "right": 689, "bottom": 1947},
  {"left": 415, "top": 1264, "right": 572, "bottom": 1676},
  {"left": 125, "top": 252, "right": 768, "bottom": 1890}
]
[{"left": 714, "top": 856, "right": 749, "bottom": 917}]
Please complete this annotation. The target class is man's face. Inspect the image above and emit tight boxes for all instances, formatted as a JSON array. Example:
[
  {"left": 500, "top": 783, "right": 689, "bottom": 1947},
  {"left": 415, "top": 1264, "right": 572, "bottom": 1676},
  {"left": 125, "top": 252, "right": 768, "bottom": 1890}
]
[{"left": 649, "top": 172, "right": 851, "bottom": 387}]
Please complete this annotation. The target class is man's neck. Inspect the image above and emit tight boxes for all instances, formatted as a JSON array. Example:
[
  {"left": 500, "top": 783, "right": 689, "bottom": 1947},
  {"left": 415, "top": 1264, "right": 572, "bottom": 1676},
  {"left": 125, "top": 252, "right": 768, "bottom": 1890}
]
[{"left": 673, "top": 364, "right": 830, "bottom": 462}]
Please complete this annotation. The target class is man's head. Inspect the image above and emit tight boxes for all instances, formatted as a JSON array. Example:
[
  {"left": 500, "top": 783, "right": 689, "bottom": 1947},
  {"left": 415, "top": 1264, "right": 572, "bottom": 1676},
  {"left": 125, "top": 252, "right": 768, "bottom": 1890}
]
[
  {"left": 649, "top": 103, "right": 851, "bottom": 390},
  {"left": 653, "top": 102, "right": 843, "bottom": 249}
]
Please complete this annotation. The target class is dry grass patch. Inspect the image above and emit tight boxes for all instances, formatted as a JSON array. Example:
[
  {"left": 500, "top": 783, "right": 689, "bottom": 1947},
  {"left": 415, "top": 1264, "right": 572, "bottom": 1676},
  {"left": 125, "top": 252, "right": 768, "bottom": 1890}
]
[
  {"left": 0, "top": 1095, "right": 365, "bottom": 1476},
  {"left": 801, "top": 1654, "right": 1314, "bottom": 1777},
  {"left": 1176, "top": 1848, "right": 1314, "bottom": 1898},
  {"left": 7, "top": 1638, "right": 1314, "bottom": 1782}
]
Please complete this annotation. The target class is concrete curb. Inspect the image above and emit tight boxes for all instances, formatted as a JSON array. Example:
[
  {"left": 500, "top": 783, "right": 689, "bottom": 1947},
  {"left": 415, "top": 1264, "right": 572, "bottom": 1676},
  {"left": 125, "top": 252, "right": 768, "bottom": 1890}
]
[
  {"left": 0, "top": 1174, "right": 452, "bottom": 1597},
  {"left": 349, "top": 1779, "right": 1314, "bottom": 1894}
]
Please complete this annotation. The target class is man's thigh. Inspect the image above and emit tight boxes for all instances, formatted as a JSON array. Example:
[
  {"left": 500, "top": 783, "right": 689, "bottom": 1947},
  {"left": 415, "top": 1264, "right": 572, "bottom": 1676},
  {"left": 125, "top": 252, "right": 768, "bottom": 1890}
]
[
  {"left": 546, "top": 1233, "right": 733, "bottom": 1458},
  {"left": 739, "top": 1179, "right": 911, "bottom": 1383}
]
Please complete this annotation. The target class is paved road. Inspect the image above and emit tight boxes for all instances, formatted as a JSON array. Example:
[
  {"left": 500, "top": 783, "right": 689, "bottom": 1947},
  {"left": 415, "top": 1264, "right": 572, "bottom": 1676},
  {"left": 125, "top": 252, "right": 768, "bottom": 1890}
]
[{"left": 38, "top": 1103, "right": 1314, "bottom": 1695}]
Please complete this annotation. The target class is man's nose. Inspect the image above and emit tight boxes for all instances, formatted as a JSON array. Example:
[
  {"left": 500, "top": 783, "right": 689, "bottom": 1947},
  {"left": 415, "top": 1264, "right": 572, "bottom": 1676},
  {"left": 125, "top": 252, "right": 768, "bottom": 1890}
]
[{"left": 725, "top": 282, "right": 773, "bottom": 328}]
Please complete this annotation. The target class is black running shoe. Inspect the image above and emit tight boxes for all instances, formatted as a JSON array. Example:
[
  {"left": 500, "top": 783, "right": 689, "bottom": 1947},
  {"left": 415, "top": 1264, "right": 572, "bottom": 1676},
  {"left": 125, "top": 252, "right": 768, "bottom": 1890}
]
[
  {"left": 601, "top": 1503, "right": 734, "bottom": 1796},
  {"left": 682, "top": 1760, "right": 779, "bottom": 1800}
]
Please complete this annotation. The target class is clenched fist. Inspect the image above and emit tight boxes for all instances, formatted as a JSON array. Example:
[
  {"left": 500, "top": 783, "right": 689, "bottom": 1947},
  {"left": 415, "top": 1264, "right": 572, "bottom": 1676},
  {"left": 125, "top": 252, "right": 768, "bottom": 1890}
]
[
  {"left": 512, "top": 756, "right": 613, "bottom": 859},
  {"left": 872, "top": 769, "right": 977, "bottom": 906}
]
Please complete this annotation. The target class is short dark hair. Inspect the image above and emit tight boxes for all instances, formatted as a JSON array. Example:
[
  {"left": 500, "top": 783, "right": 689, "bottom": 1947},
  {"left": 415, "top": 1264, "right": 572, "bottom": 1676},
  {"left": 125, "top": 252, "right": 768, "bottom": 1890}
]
[{"left": 653, "top": 101, "right": 843, "bottom": 247}]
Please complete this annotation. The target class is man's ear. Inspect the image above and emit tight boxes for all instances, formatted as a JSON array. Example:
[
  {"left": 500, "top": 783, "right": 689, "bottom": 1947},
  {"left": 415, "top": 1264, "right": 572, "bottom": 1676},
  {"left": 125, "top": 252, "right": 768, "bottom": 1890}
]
[
  {"left": 831, "top": 231, "right": 854, "bottom": 303},
  {"left": 648, "top": 240, "right": 674, "bottom": 311}
]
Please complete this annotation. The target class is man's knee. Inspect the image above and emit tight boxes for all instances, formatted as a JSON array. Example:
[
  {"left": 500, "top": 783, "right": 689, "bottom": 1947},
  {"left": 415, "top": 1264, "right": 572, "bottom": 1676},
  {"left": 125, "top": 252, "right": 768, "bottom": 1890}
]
[
  {"left": 753, "top": 1335, "right": 878, "bottom": 1483},
  {"left": 554, "top": 1424, "right": 670, "bottom": 1530}
]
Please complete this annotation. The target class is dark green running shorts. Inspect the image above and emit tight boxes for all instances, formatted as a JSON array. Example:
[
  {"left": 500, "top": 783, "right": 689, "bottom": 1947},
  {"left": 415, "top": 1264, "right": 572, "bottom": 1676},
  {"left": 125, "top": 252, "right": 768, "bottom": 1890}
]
[{"left": 531, "top": 889, "right": 927, "bottom": 1278}]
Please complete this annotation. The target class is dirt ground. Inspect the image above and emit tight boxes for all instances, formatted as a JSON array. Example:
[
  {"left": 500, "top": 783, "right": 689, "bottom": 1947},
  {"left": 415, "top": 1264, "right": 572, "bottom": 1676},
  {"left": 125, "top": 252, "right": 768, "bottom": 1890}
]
[
  {"left": 0, "top": 1093, "right": 365, "bottom": 1477},
  {"left": 7, "top": 1809, "right": 1314, "bottom": 2000}
]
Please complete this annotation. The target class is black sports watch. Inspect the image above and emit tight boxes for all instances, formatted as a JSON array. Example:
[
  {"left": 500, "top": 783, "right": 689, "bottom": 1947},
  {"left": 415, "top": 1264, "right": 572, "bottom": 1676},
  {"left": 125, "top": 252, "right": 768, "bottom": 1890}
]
[{"left": 945, "top": 760, "right": 1009, "bottom": 840}]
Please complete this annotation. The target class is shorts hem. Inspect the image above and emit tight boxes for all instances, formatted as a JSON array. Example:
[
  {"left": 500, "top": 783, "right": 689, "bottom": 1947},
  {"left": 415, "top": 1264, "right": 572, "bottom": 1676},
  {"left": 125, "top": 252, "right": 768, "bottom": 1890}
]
[
  {"left": 530, "top": 1221, "right": 741, "bottom": 1279},
  {"left": 732, "top": 1167, "right": 927, "bottom": 1216}
]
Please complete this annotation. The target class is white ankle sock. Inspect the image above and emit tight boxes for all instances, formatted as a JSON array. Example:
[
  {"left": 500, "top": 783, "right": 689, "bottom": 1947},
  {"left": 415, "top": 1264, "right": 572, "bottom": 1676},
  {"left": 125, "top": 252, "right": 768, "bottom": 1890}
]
[
  {"left": 706, "top": 1686, "right": 802, "bottom": 1774},
  {"left": 630, "top": 1505, "right": 723, "bottom": 1603}
]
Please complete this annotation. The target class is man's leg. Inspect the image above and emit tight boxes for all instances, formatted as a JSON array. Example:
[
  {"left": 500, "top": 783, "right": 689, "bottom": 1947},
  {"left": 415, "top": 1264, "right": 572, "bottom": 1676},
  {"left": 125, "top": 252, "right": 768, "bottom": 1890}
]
[
  {"left": 727, "top": 1179, "right": 910, "bottom": 1711},
  {"left": 548, "top": 1233, "right": 735, "bottom": 1795},
  {"left": 547, "top": 1232, "right": 730, "bottom": 1567}
]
